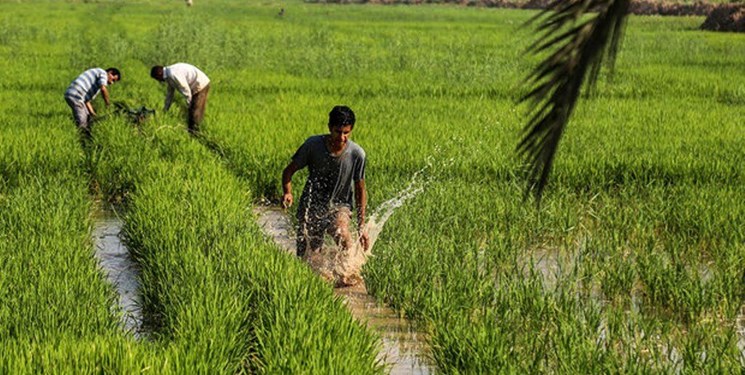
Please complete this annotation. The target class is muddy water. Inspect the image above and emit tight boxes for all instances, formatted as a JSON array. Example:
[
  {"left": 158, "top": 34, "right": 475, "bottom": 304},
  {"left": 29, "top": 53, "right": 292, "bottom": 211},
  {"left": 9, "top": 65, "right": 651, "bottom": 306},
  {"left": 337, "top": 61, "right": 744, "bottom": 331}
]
[
  {"left": 254, "top": 205, "right": 433, "bottom": 374},
  {"left": 336, "top": 284, "right": 432, "bottom": 374},
  {"left": 92, "top": 207, "right": 142, "bottom": 337}
]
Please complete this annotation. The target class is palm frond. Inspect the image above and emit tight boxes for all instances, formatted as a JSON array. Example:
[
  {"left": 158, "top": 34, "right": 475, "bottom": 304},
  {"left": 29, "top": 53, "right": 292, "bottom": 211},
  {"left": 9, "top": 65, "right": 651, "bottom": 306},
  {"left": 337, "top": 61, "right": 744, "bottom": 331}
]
[{"left": 518, "top": 0, "right": 630, "bottom": 204}]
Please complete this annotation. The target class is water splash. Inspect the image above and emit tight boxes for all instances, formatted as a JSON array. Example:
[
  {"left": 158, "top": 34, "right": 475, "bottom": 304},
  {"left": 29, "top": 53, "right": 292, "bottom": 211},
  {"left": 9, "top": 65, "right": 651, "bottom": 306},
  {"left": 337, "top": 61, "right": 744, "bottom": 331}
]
[
  {"left": 252, "top": 157, "right": 442, "bottom": 373},
  {"left": 253, "top": 156, "right": 444, "bottom": 372},
  {"left": 253, "top": 165, "right": 430, "bottom": 287},
  {"left": 253, "top": 202, "right": 434, "bottom": 374},
  {"left": 366, "top": 173, "right": 427, "bottom": 251},
  {"left": 331, "top": 173, "right": 428, "bottom": 286},
  {"left": 328, "top": 159, "right": 437, "bottom": 286}
]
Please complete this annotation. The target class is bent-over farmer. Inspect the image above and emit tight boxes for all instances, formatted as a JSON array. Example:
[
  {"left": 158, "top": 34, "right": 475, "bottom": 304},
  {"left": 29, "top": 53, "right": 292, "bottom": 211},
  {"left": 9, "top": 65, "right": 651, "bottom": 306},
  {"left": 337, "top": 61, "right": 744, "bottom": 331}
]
[
  {"left": 64, "top": 67, "right": 121, "bottom": 137},
  {"left": 282, "top": 105, "right": 369, "bottom": 261},
  {"left": 150, "top": 63, "right": 210, "bottom": 132}
]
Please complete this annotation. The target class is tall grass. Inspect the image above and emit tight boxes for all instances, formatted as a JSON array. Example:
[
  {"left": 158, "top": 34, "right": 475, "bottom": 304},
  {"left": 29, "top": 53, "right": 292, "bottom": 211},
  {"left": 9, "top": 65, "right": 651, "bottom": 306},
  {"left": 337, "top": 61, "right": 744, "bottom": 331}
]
[{"left": 190, "top": 2, "right": 743, "bottom": 372}]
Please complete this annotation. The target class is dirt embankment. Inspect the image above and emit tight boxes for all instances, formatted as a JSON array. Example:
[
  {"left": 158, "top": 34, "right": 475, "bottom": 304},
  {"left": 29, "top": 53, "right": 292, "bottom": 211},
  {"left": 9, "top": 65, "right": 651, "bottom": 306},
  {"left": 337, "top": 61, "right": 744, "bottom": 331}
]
[
  {"left": 699, "top": 4, "right": 745, "bottom": 31},
  {"left": 514, "top": 0, "right": 713, "bottom": 15},
  {"left": 307, "top": 0, "right": 745, "bottom": 32},
  {"left": 520, "top": 0, "right": 745, "bottom": 32}
]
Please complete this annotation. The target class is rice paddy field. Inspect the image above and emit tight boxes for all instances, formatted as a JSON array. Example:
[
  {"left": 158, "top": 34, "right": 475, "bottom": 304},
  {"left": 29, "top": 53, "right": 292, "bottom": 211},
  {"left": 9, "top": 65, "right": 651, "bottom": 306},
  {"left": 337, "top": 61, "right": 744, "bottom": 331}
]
[{"left": 0, "top": 0, "right": 743, "bottom": 373}]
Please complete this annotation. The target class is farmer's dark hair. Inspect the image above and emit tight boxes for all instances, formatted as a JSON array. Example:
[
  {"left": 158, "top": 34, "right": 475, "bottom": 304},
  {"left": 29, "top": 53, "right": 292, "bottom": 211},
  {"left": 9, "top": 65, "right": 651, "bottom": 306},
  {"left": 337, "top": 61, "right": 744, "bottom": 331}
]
[
  {"left": 150, "top": 65, "right": 164, "bottom": 79},
  {"left": 328, "top": 106, "right": 355, "bottom": 128},
  {"left": 106, "top": 67, "right": 121, "bottom": 80}
]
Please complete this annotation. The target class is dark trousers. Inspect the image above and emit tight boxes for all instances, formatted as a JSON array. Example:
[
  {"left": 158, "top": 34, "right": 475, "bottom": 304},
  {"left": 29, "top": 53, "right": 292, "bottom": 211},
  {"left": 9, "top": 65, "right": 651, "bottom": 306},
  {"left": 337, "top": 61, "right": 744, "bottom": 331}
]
[
  {"left": 188, "top": 84, "right": 210, "bottom": 132},
  {"left": 295, "top": 206, "right": 352, "bottom": 258}
]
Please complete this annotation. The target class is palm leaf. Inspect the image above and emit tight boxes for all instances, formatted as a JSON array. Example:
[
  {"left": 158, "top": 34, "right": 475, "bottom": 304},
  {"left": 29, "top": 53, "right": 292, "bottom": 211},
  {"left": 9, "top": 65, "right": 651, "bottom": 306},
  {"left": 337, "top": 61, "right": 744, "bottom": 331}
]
[{"left": 518, "top": 0, "right": 630, "bottom": 203}]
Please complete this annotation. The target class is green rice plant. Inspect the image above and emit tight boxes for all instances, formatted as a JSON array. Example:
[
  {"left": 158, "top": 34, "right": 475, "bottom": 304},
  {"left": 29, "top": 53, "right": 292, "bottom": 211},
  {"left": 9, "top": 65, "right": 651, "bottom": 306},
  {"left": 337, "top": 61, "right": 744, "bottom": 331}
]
[
  {"left": 92, "top": 116, "right": 382, "bottom": 373},
  {"left": 190, "top": 3, "right": 743, "bottom": 372},
  {"left": 0, "top": 118, "right": 156, "bottom": 372},
  {"left": 1, "top": 0, "right": 743, "bottom": 372}
]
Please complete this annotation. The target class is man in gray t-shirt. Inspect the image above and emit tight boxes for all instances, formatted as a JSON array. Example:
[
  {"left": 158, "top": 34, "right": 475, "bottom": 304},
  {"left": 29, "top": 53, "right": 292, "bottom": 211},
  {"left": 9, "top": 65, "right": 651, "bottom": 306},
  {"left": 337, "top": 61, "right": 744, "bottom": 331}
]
[{"left": 282, "top": 106, "right": 369, "bottom": 259}]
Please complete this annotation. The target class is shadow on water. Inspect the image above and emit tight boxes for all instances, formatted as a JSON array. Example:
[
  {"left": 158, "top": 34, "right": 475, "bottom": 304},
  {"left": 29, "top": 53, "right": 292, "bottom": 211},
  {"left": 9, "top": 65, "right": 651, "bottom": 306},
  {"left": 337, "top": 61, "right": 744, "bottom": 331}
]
[
  {"left": 91, "top": 205, "right": 143, "bottom": 338},
  {"left": 254, "top": 205, "right": 434, "bottom": 374}
]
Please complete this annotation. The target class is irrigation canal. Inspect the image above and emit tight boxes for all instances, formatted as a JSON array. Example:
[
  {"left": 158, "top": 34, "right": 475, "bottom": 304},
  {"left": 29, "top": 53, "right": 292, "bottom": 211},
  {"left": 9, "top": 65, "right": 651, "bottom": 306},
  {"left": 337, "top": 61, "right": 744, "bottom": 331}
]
[
  {"left": 91, "top": 204, "right": 433, "bottom": 373},
  {"left": 92, "top": 206, "right": 143, "bottom": 338},
  {"left": 255, "top": 205, "right": 433, "bottom": 374},
  {"left": 92, "top": 204, "right": 745, "bottom": 370}
]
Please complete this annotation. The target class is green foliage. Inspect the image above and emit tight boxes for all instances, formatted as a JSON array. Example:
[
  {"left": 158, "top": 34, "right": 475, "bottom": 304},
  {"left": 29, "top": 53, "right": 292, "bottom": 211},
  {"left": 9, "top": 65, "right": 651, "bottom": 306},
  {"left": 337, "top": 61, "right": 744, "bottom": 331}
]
[
  {"left": 0, "top": 106, "right": 154, "bottom": 372},
  {"left": 0, "top": 0, "right": 743, "bottom": 373},
  {"left": 92, "top": 117, "right": 381, "bottom": 372}
]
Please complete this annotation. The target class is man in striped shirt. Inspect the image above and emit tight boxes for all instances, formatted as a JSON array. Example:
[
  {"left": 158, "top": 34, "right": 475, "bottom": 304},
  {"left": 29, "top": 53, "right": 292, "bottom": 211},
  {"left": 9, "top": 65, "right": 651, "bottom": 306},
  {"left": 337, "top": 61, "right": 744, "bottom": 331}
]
[
  {"left": 64, "top": 67, "right": 121, "bottom": 136},
  {"left": 150, "top": 63, "right": 211, "bottom": 133}
]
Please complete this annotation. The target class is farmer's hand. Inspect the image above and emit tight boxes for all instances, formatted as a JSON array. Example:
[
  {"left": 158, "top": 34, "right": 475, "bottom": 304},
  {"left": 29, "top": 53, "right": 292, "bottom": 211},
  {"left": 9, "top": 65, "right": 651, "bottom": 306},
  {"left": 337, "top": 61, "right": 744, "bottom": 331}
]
[
  {"left": 282, "top": 193, "right": 293, "bottom": 209},
  {"left": 359, "top": 229, "right": 369, "bottom": 252}
]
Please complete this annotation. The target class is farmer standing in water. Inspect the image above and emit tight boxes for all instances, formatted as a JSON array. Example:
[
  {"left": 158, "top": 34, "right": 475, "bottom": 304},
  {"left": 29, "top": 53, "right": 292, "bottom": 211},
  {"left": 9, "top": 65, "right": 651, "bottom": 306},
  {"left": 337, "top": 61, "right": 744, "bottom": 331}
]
[{"left": 282, "top": 106, "right": 369, "bottom": 279}]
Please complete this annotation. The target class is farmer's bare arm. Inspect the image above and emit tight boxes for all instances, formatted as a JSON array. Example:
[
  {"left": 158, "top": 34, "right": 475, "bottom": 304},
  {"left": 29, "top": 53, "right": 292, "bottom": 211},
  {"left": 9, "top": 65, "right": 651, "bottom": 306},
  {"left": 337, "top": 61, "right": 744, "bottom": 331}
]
[
  {"left": 355, "top": 179, "right": 369, "bottom": 250},
  {"left": 100, "top": 85, "right": 111, "bottom": 106},
  {"left": 85, "top": 101, "right": 96, "bottom": 117},
  {"left": 164, "top": 85, "right": 174, "bottom": 111},
  {"left": 282, "top": 161, "right": 300, "bottom": 208}
]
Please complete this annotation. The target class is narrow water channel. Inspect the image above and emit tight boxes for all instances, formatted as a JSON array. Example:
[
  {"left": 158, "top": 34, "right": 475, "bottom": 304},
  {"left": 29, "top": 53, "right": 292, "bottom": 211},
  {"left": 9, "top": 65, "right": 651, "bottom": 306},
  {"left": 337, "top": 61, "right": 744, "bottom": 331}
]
[
  {"left": 254, "top": 205, "right": 434, "bottom": 374},
  {"left": 92, "top": 206, "right": 143, "bottom": 337}
]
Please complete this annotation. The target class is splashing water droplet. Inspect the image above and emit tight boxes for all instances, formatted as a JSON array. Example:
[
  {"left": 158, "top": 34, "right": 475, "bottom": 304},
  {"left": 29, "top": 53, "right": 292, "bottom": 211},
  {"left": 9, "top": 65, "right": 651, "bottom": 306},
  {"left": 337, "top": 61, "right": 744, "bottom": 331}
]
[
  {"left": 334, "top": 163, "right": 432, "bottom": 286},
  {"left": 255, "top": 160, "right": 435, "bottom": 286}
]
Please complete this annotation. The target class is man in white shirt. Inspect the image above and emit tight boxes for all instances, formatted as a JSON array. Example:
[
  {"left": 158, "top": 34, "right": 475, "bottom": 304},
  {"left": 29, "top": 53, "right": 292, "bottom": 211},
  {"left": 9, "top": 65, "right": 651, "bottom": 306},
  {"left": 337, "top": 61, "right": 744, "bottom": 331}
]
[{"left": 150, "top": 63, "right": 211, "bottom": 132}]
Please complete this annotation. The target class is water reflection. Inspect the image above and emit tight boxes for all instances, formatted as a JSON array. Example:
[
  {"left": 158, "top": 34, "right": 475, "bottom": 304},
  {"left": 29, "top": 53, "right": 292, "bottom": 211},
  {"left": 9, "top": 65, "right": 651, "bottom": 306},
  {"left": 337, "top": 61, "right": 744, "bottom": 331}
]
[
  {"left": 92, "top": 207, "right": 142, "bottom": 337},
  {"left": 335, "top": 283, "right": 432, "bottom": 374},
  {"left": 524, "top": 246, "right": 745, "bottom": 367}
]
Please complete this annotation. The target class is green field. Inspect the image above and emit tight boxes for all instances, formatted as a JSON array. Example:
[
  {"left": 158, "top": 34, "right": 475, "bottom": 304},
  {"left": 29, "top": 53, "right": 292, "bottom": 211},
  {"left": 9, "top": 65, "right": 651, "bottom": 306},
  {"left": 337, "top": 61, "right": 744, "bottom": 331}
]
[{"left": 1, "top": 0, "right": 743, "bottom": 373}]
